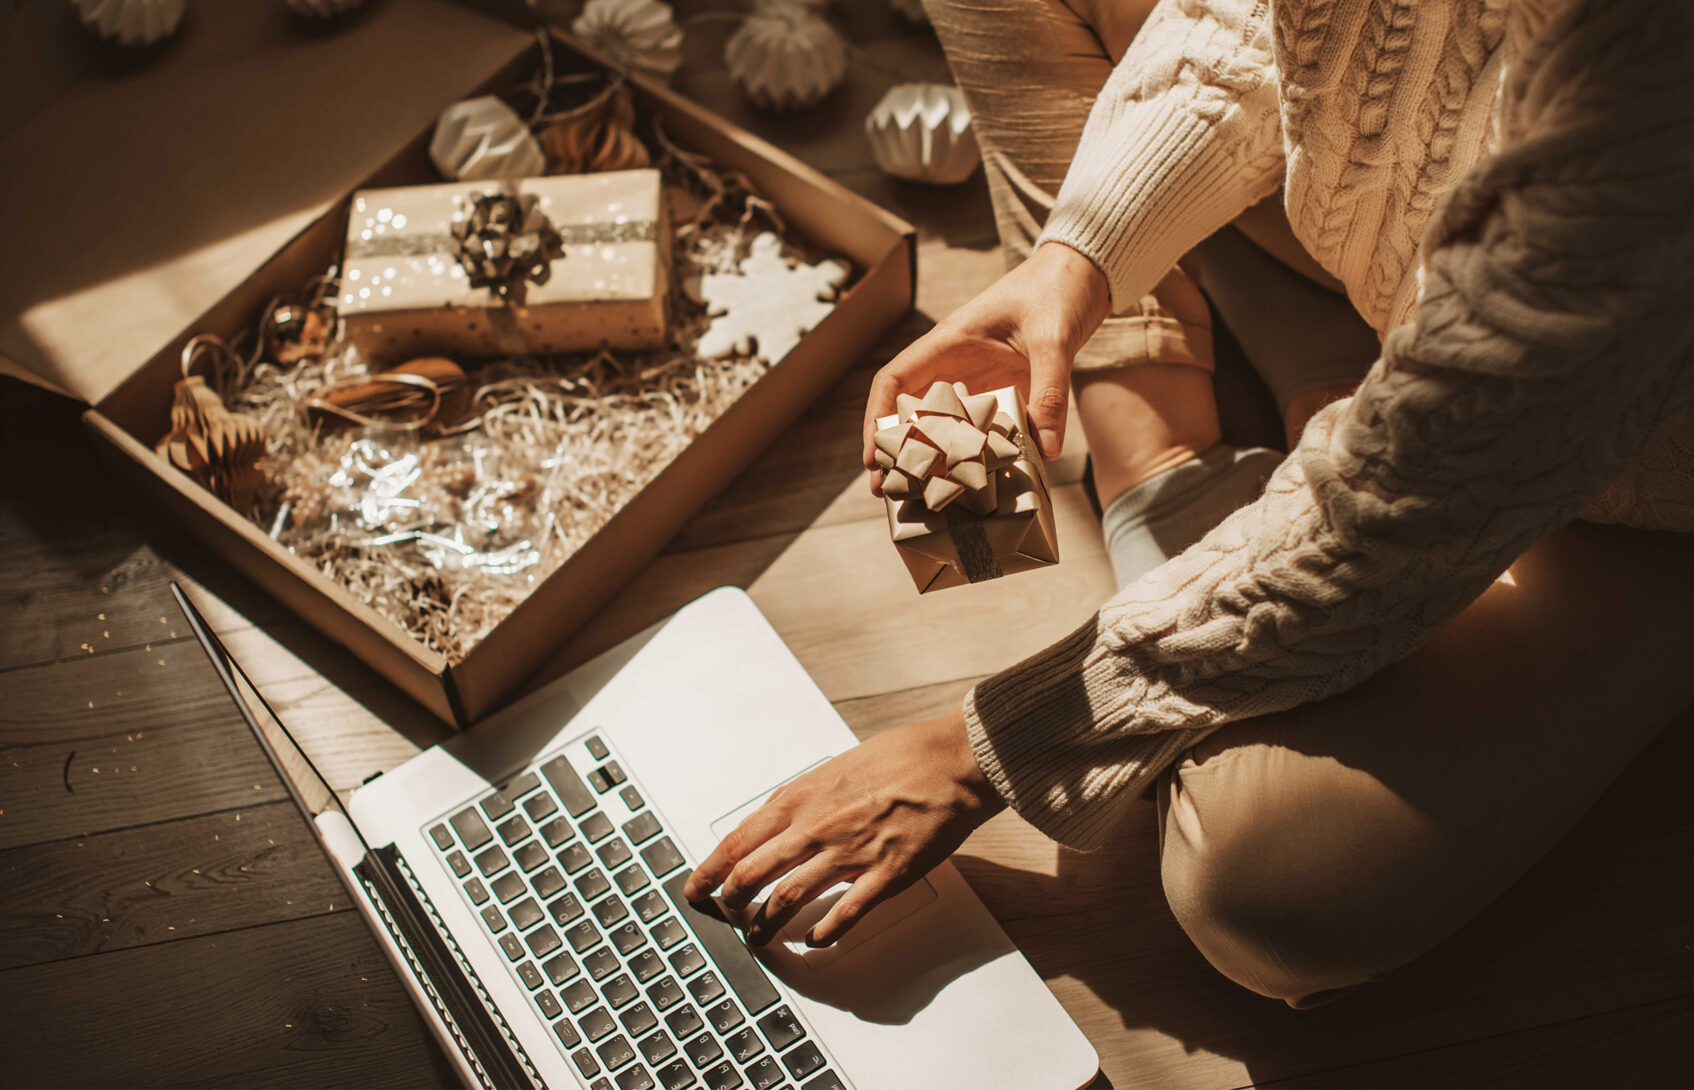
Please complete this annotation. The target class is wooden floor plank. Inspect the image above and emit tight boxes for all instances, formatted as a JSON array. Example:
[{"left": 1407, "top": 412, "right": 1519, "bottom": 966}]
[
  {"left": 0, "top": 911, "right": 455, "bottom": 1089},
  {"left": 0, "top": 801, "right": 344, "bottom": 970}
]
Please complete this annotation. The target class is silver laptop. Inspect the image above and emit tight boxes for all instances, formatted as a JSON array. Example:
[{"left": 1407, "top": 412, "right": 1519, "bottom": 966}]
[{"left": 175, "top": 582, "right": 1098, "bottom": 1090}]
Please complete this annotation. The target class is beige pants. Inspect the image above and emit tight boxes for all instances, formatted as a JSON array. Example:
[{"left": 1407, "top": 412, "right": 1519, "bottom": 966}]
[{"left": 930, "top": 0, "right": 1694, "bottom": 1007}]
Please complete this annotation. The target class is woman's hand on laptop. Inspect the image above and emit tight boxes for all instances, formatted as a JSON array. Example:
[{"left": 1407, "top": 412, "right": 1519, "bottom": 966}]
[{"left": 683, "top": 709, "right": 1005, "bottom": 947}]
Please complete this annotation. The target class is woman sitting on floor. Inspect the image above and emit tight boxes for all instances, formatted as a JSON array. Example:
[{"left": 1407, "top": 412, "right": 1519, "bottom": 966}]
[{"left": 685, "top": 0, "right": 1694, "bottom": 1007}]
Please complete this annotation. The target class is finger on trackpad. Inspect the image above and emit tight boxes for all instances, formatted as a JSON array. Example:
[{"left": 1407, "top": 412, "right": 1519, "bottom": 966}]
[{"left": 772, "top": 878, "right": 937, "bottom": 967}]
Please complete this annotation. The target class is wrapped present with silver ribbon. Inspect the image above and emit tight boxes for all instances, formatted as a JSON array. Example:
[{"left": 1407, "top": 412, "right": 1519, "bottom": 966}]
[
  {"left": 340, "top": 169, "right": 670, "bottom": 360},
  {"left": 875, "top": 381, "right": 1059, "bottom": 593}
]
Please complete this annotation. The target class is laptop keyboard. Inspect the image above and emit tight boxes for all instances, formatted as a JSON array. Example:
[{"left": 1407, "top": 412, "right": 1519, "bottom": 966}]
[{"left": 426, "top": 733, "right": 847, "bottom": 1090}]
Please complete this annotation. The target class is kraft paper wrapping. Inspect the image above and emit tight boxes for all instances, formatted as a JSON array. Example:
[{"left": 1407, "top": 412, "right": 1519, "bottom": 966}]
[
  {"left": 340, "top": 169, "right": 670, "bottom": 360},
  {"left": 875, "top": 382, "right": 1059, "bottom": 593}
]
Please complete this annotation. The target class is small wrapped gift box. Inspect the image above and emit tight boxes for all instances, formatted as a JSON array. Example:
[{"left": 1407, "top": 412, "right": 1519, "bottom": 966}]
[
  {"left": 340, "top": 168, "right": 670, "bottom": 359},
  {"left": 875, "top": 381, "right": 1059, "bottom": 593}
]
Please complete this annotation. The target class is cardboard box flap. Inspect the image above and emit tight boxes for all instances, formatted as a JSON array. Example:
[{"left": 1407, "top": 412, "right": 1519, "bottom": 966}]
[{"left": 0, "top": 0, "right": 530, "bottom": 406}]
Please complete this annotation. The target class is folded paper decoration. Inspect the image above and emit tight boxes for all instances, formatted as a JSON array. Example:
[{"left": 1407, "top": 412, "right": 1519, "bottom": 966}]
[
  {"left": 340, "top": 170, "right": 669, "bottom": 360},
  {"left": 875, "top": 382, "right": 1058, "bottom": 592}
]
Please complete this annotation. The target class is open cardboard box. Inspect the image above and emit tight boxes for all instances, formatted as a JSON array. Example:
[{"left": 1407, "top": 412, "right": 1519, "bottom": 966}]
[{"left": 20, "top": 32, "right": 915, "bottom": 727}]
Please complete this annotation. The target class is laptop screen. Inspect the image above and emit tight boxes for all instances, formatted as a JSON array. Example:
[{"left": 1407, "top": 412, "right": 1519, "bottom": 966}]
[{"left": 171, "top": 583, "right": 358, "bottom": 843}]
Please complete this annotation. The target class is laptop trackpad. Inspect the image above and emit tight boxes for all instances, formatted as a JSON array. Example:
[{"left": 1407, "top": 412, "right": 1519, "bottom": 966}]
[{"left": 710, "top": 778, "right": 937, "bottom": 969}]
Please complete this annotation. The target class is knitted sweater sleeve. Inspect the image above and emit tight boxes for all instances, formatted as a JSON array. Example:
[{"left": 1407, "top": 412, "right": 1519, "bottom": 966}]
[
  {"left": 1038, "top": 0, "right": 1285, "bottom": 310},
  {"left": 967, "top": 0, "right": 1694, "bottom": 850}
]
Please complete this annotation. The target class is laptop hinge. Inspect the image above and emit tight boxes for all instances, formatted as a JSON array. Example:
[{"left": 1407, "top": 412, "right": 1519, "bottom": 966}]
[{"left": 353, "top": 845, "right": 538, "bottom": 1090}]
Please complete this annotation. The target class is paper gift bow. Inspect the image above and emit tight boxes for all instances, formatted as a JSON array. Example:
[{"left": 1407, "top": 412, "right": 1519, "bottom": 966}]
[
  {"left": 875, "top": 381, "right": 1058, "bottom": 589},
  {"left": 450, "top": 190, "right": 565, "bottom": 304}
]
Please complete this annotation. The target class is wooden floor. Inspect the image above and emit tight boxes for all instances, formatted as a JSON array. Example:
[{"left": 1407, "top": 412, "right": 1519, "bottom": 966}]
[{"left": 4, "top": 5, "right": 1694, "bottom": 1089}]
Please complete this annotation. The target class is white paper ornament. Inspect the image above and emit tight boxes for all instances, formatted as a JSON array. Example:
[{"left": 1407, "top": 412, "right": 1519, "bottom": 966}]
[
  {"left": 687, "top": 232, "right": 849, "bottom": 362},
  {"left": 571, "top": 0, "right": 684, "bottom": 81},
  {"left": 284, "top": 0, "right": 369, "bottom": 18},
  {"left": 429, "top": 96, "right": 548, "bottom": 182},
  {"left": 70, "top": 0, "right": 185, "bottom": 46},
  {"left": 888, "top": 0, "right": 928, "bottom": 23},
  {"left": 723, "top": 3, "right": 850, "bottom": 113},
  {"left": 865, "top": 83, "right": 980, "bottom": 185}
]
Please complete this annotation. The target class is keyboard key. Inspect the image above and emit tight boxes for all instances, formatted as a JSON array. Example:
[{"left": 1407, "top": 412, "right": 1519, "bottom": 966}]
[
  {"left": 577, "top": 869, "right": 612, "bottom": 901},
  {"left": 514, "top": 840, "right": 549, "bottom": 873},
  {"left": 801, "top": 1071, "right": 845, "bottom": 1090},
  {"left": 584, "top": 947, "right": 620, "bottom": 981},
  {"left": 596, "top": 1034, "right": 636, "bottom": 1071},
  {"left": 517, "top": 960, "right": 543, "bottom": 991},
  {"left": 598, "top": 838, "right": 634, "bottom": 870},
  {"left": 581, "top": 1006, "right": 617, "bottom": 1042},
  {"left": 586, "top": 736, "right": 611, "bottom": 761},
  {"left": 560, "top": 843, "right": 594, "bottom": 874},
  {"left": 782, "top": 1042, "right": 826, "bottom": 1081},
  {"left": 480, "top": 905, "right": 507, "bottom": 933},
  {"left": 656, "top": 1059, "right": 691, "bottom": 1090},
  {"left": 524, "top": 791, "right": 559, "bottom": 822},
  {"left": 542, "top": 754, "right": 597, "bottom": 817},
  {"left": 566, "top": 920, "right": 600, "bottom": 952},
  {"left": 497, "top": 816, "right": 528, "bottom": 846},
  {"left": 646, "top": 975, "right": 684, "bottom": 1010},
  {"left": 642, "top": 838, "right": 685, "bottom": 878},
  {"left": 474, "top": 845, "right": 509, "bottom": 878},
  {"left": 505, "top": 770, "right": 541, "bottom": 801},
  {"left": 756, "top": 1007, "right": 804, "bottom": 1053},
  {"left": 610, "top": 922, "right": 646, "bottom": 956},
  {"left": 540, "top": 818, "right": 574, "bottom": 848},
  {"left": 615, "top": 865, "right": 651, "bottom": 897},
  {"left": 445, "top": 850, "right": 471, "bottom": 877},
  {"left": 463, "top": 878, "right": 490, "bottom": 906},
  {"left": 536, "top": 989, "right": 564, "bottom": 1020},
  {"left": 615, "top": 1065, "right": 654, "bottom": 1090},
  {"left": 622, "top": 812, "right": 662, "bottom": 845},
  {"left": 549, "top": 892, "right": 585, "bottom": 926},
  {"left": 509, "top": 897, "right": 543, "bottom": 931},
  {"left": 581, "top": 813, "right": 615, "bottom": 843},
  {"left": 492, "top": 872, "right": 526, "bottom": 904},
  {"left": 629, "top": 950, "right": 665, "bottom": 983},
  {"left": 533, "top": 866, "right": 566, "bottom": 900},
  {"left": 620, "top": 785, "right": 645, "bottom": 811},
  {"left": 669, "top": 944, "right": 706, "bottom": 979},
  {"left": 449, "top": 807, "right": 492, "bottom": 851},
  {"left": 563, "top": 979, "right": 598, "bottom": 1013},
  {"left": 572, "top": 1047, "right": 602, "bottom": 1079},
  {"left": 554, "top": 1019, "right": 582, "bottom": 1049},
  {"left": 481, "top": 790, "right": 515, "bottom": 823},
  {"left": 499, "top": 933, "right": 525, "bottom": 962},
  {"left": 639, "top": 1027, "right": 678, "bottom": 1067},
  {"left": 602, "top": 761, "right": 627, "bottom": 787},
  {"left": 595, "top": 896, "right": 631, "bottom": 929},
  {"left": 650, "top": 917, "right": 687, "bottom": 950},
  {"left": 683, "top": 1033, "right": 723, "bottom": 1070},
  {"left": 706, "top": 999, "right": 744, "bottom": 1034},
  {"left": 633, "top": 891, "right": 667, "bottom": 923},
  {"left": 603, "top": 973, "right": 640, "bottom": 1009},
  {"left": 525, "top": 925, "right": 563, "bottom": 959},
  {"left": 745, "top": 1055, "right": 783, "bottom": 1090},
  {"left": 543, "top": 951, "right": 579, "bottom": 986},
  {"left": 725, "top": 1027, "right": 763, "bottom": 1064},
  {"left": 687, "top": 972, "right": 725, "bottom": 1007},
  {"left": 619, "top": 1001, "right": 658, "bottom": 1037},
  {"left": 665, "top": 874, "right": 780, "bottom": 1016},
  {"left": 664, "top": 1005, "right": 703, "bottom": 1041},
  {"left": 702, "top": 1061, "right": 742, "bottom": 1090},
  {"left": 588, "top": 767, "right": 614, "bottom": 794},
  {"left": 429, "top": 823, "right": 455, "bottom": 850}
]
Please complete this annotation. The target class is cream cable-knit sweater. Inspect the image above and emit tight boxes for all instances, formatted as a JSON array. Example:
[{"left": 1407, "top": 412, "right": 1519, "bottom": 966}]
[{"left": 965, "top": 0, "right": 1694, "bottom": 850}]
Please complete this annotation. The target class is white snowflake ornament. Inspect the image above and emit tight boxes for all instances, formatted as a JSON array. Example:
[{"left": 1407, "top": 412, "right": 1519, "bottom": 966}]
[
  {"left": 571, "top": 0, "right": 684, "bottom": 81},
  {"left": 688, "top": 233, "right": 849, "bottom": 362}
]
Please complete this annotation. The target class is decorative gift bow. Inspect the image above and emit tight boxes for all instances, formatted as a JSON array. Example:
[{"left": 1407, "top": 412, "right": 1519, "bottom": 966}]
[
  {"left": 873, "top": 381, "right": 1026, "bottom": 518},
  {"left": 451, "top": 190, "right": 565, "bottom": 304}
]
